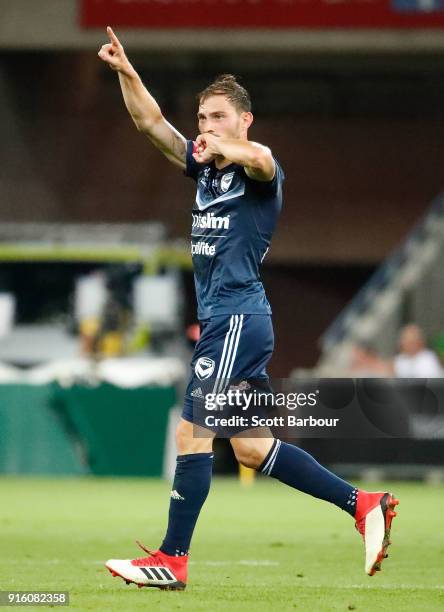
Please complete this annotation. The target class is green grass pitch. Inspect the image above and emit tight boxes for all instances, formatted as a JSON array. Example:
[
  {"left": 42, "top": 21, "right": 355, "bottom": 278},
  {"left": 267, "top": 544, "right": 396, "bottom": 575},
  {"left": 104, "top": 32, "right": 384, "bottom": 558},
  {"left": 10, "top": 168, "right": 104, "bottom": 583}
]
[{"left": 1, "top": 477, "right": 443, "bottom": 611}]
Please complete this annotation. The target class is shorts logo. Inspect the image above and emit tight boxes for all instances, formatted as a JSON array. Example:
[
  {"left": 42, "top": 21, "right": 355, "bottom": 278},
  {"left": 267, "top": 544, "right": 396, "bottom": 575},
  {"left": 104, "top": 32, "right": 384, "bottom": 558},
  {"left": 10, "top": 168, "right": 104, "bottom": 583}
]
[
  {"left": 191, "top": 386, "right": 204, "bottom": 398},
  {"left": 220, "top": 172, "right": 234, "bottom": 193},
  {"left": 195, "top": 357, "right": 215, "bottom": 380}
]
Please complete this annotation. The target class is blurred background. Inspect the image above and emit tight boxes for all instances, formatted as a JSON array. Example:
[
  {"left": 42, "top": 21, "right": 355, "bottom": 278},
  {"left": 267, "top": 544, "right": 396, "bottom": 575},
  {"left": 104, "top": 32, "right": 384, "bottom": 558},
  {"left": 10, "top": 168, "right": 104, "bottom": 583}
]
[{"left": 0, "top": 0, "right": 443, "bottom": 480}]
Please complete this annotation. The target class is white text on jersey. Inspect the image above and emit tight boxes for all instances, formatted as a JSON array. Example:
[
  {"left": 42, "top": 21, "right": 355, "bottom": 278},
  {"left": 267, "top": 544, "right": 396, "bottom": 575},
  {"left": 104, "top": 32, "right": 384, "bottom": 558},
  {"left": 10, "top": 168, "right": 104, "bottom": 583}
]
[
  {"left": 191, "top": 241, "right": 216, "bottom": 256},
  {"left": 192, "top": 212, "right": 230, "bottom": 230}
]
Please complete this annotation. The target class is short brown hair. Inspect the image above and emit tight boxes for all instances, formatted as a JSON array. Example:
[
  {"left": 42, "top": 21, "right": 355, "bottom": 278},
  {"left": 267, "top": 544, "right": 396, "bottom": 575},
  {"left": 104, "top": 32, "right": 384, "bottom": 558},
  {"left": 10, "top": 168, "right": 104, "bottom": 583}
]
[{"left": 197, "top": 74, "right": 251, "bottom": 113}]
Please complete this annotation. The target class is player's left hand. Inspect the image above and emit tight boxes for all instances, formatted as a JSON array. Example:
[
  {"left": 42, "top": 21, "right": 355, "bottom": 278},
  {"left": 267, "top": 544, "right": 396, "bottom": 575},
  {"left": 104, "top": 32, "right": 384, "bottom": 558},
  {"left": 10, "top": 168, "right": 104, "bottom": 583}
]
[{"left": 192, "top": 133, "right": 220, "bottom": 164}]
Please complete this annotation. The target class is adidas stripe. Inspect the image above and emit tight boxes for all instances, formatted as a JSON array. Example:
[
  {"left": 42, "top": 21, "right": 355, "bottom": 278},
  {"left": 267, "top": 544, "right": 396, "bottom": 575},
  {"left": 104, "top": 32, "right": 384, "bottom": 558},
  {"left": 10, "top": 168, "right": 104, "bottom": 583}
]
[{"left": 212, "top": 314, "right": 244, "bottom": 396}]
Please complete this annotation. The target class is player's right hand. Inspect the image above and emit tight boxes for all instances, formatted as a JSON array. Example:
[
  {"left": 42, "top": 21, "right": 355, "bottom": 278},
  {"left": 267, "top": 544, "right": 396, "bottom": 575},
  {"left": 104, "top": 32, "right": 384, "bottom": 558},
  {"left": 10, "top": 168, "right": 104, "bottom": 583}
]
[{"left": 98, "top": 27, "right": 133, "bottom": 75}]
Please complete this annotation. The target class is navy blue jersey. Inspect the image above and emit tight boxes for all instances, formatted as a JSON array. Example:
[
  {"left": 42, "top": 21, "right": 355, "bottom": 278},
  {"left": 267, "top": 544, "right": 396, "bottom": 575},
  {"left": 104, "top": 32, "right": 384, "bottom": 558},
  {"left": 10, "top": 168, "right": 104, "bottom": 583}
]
[{"left": 185, "top": 139, "right": 284, "bottom": 321}]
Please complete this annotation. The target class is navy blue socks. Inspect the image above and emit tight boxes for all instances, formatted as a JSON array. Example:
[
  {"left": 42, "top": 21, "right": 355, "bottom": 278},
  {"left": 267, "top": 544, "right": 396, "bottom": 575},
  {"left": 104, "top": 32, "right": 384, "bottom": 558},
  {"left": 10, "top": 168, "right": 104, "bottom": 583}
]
[
  {"left": 259, "top": 440, "right": 358, "bottom": 516},
  {"left": 160, "top": 452, "right": 213, "bottom": 556},
  {"left": 159, "top": 440, "right": 356, "bottom": 558}
]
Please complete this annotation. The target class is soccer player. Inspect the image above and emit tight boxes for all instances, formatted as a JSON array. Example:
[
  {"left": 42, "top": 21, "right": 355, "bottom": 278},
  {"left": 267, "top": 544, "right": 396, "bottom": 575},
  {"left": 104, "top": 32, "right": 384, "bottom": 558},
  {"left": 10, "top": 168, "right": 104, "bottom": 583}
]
[{"left": 99, "top": 27, "right": 399, "bottom": 591}]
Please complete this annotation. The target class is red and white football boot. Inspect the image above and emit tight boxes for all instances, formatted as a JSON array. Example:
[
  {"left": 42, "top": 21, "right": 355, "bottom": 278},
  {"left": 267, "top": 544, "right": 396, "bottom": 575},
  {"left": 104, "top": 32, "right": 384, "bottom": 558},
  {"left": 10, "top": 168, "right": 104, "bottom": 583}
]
[
  {"left": 355, "top": 490, "right": 399, "bottom": 576},
  {"left": 106, "top": 541, "right": 187, "bottom": 590}
]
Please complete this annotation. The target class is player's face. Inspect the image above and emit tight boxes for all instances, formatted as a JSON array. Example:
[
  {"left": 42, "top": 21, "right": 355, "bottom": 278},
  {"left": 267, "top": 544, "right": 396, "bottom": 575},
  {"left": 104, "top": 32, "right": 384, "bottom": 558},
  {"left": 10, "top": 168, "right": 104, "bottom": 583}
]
[{"left": 197, "top": 95, "right": 252, "bottom": 139}]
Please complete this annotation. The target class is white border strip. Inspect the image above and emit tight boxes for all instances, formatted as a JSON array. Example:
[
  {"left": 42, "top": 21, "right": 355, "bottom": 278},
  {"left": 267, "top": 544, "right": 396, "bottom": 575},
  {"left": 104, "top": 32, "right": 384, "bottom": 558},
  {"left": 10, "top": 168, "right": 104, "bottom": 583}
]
[{"left": 262, "top": 439, "right": 281, "bottom": 475}]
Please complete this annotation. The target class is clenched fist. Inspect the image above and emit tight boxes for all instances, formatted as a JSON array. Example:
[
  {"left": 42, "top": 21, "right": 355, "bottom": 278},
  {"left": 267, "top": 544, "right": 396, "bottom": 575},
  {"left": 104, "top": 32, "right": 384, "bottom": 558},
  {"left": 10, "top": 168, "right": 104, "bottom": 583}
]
[
  {"left": 98, "top": 27, "right": 134, "bottom": 77},
  {"left": 192, "top": 133, "right": 220, "bottom": 164}
]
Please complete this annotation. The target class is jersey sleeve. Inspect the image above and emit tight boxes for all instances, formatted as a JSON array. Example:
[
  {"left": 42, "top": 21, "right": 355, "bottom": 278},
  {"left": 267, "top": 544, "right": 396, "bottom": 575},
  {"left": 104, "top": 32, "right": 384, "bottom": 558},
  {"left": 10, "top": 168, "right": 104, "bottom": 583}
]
[{"left": 184, "top": 140, "right": 200, "bottom": 181}]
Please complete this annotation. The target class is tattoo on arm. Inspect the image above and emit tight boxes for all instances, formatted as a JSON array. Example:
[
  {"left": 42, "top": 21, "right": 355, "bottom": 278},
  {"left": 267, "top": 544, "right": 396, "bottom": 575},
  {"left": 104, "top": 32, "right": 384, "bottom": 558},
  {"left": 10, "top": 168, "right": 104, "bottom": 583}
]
[
  {"left": 169, "top": 131, "right": 186, "bottom": 163},
  {"left": 140, "top": 117, "right": 187, "bottom": 169}
]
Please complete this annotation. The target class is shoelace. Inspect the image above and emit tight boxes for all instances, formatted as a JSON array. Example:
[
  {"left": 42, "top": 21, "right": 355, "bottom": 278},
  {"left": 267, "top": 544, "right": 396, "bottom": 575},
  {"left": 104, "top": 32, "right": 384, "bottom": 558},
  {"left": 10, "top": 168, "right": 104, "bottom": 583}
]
[
  {"left": 132, "top": 540, "right": 162, "bottom": 566},
  {"left": 136, "top": 540, "right": 156, "bottom": 556}
]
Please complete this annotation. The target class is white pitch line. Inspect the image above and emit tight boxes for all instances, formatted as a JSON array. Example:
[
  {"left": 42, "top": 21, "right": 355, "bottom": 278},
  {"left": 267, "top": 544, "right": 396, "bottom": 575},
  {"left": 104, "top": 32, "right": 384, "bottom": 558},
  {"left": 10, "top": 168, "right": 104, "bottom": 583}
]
[
  {"left": 192, "top": 560, "right": 279, "bottom": 566},
  {"left": 0, "top": 559, "right": 62, "bottom": 565},
  {"left": 80, "top": 559, "right": 279, "bottom": 567},
  {"left": 304, "top": 584, "right": 444, "bottom": 591},
  {"left": 17, "top": 559, "right": 280, "bottom": 567},
  {"left": 3, "top": 559, "right": 443, "bottom": 590}
]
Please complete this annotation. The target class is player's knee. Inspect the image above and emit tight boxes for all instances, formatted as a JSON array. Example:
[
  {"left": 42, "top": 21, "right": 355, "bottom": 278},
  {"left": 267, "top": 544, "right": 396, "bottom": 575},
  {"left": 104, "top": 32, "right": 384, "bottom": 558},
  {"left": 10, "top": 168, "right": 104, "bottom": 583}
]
[
  {"left": 175, "top": 420, "right": 195, "bottom": 453},
  {"left": 175, "top": 419, "right": 213, "bottom": 455},
  {"left": 231, "top": 438, "right": 270, "bottom": 470}
]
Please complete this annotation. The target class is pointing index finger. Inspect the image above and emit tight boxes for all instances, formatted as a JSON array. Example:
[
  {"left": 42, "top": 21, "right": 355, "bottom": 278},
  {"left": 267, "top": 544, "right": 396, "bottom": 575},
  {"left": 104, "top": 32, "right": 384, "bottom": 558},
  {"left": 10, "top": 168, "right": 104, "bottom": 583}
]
[{"left": 107, "top": 26, "right": 120, "bottom": 46}]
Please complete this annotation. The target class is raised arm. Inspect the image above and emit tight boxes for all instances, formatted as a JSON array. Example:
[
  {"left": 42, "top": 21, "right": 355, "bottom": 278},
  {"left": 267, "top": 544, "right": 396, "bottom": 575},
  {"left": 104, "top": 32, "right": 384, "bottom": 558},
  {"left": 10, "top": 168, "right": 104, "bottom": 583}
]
[{"left": 98, "top": 27, "right": 187, "bottom": 170}]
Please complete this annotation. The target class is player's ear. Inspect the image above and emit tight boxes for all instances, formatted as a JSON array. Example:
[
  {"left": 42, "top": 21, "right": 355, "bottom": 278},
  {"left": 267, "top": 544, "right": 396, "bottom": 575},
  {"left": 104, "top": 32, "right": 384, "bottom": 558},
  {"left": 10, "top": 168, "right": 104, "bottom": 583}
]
[{"left": 241, "top": 111, "right": 253, "bottom": 130}]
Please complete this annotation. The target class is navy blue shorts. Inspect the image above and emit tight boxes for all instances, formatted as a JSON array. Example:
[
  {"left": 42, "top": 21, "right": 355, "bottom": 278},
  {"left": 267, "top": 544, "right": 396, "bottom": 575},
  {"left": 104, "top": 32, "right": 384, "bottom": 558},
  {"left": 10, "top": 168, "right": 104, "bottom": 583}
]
[{"left": 182, "top": 314, "right": 274, "bottom": 424}]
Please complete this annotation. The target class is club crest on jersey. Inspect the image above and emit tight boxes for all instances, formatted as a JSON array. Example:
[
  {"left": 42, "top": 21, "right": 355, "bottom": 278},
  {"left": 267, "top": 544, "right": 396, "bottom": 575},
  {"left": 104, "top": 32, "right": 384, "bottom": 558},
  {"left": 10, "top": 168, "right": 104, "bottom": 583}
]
[
  {"left": 220, "top": 172, "right": 235, "bottom": 193},
  {"left": 195, "top": 357, "right": 215, "bottom": 380}
]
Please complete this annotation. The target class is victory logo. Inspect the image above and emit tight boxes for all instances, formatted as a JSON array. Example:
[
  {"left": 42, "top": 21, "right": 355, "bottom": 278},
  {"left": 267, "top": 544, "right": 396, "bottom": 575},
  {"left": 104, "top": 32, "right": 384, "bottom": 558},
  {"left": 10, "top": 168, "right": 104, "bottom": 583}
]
[
  {"left": 195, "top": 357, "right": 215, "bottom": 380},
  {"left": 220, "top": 172, "right": 234, "bottom": 193}
]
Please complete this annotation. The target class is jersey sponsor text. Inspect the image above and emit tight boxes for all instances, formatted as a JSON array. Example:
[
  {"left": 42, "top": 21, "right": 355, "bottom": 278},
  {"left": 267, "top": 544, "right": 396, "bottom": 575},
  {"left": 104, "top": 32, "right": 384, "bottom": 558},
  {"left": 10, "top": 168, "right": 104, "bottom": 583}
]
[
  {"left": 191, "top": 240, "right": 216, "bottom": 256},
  {"left": 192, "top": 212, "right": 230, "bottom": 230}
]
